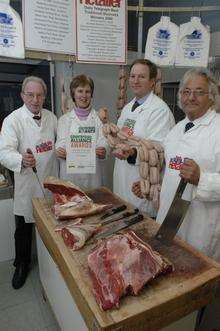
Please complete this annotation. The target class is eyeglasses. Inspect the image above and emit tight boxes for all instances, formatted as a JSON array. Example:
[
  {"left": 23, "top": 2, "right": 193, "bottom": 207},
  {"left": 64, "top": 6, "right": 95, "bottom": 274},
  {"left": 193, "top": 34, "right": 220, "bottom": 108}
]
[
  {"left": 22, "top": 92, "right": 45, "bottom": 100},
  {"left": 181, "top": 90, "right": 209, "bottom": 98}
]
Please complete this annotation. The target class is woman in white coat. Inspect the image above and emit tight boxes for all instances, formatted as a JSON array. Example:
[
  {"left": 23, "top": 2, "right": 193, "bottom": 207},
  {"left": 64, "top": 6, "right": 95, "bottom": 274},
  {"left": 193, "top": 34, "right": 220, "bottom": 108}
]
[
  {"left": 0, "top": 76, "right": 58, "bottom": 289},
  {"left": 56, "top": 74, "right": 107, "bottom": 190}
]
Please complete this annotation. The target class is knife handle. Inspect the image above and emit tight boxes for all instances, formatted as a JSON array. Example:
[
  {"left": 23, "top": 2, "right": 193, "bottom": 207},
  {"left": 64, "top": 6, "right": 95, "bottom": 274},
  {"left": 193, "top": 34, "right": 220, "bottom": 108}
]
[
  {"left": 122, "top": 208, "right": 139, "bottom": 218},
  {"left": 26, "top": 148, "right": 37, "bottom": 173},
  {"left": 112, "top": 204, "right": 127, "bottom": 213},
  {"left": 177, "top": 178, "right": 187, "bottom": 196},
  {"left": 124, "top": 214, "right": 143, "bottom": 226}
]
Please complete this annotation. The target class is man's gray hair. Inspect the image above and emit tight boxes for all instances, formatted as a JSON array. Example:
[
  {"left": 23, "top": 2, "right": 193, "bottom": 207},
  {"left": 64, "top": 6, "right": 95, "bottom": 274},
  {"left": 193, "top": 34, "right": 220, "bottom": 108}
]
[
  {"left": 22, "top": 76, "right": 47, "bottom": 96},
  {"left": 178, "top": 68, "right": 220, "bottom": 111}
]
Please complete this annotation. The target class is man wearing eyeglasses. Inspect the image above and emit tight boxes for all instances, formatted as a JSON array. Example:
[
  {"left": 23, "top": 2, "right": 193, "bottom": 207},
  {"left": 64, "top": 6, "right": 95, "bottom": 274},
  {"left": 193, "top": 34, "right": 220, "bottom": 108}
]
[
  {"left": 0, "top": 76, "right": 58, "bottom": 289},
  {"left": 155, "top": 68, "right": 220, "bottom": 330}
]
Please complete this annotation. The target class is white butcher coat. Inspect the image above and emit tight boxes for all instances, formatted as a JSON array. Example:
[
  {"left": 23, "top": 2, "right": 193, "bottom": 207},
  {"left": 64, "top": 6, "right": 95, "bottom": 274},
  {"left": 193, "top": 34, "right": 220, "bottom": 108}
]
[
  {"left": 0, "top": 104, "right": 58, "bottom": 222},
  {"left": 156, "top": 110, "right": 220, "bottom": 261},
  {"left": 56, "top": 108, "right": 107, "bottom": 190},
  {"left": 113, "top": 92, "right": 175, "bottom": 217}
]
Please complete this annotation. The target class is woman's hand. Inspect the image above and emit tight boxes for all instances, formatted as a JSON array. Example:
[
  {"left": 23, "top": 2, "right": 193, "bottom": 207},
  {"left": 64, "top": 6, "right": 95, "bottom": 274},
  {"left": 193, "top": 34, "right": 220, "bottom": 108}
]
[
  {"left": 179, "top": 158, "right": 200, "bottom": 185},
  {"left": 96, "top": 147, "right": 106, "bottom": 159},
  {"left": 56, "top": 147, "right": 67, "bottom": 159}
]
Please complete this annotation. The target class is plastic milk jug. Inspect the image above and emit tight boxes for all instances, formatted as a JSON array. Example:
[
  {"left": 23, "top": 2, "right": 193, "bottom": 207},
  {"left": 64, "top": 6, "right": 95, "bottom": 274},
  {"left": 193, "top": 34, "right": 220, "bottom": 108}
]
[
  {"left": 0, "top": 0, "right": 24, "bottom": 58},
  {"left": 175, "top": 17, "right": 210, "bottom": 67},
  {"left": 144, "top": 16, "right": 179, "bottom": 66}
]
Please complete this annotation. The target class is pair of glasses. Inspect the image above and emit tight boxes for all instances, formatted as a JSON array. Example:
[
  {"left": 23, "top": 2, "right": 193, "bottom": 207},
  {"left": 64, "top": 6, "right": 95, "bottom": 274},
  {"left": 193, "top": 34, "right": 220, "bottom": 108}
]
[
  {"left": 181, "top": 90, "right": 209, "bottom": 98},
  {"left": 22, "top": 92, "right": 45, "bottom": 100}
]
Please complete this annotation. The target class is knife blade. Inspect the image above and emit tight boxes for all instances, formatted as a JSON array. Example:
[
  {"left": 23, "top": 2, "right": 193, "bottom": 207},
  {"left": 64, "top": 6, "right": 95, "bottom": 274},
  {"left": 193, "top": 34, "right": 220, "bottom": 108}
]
[
  {"left": 100, "top": 204, "right": 127, "bottom": 220},
  {"left": 100, "top": 208, "right": 139, "bottom": 225},
  {"left": 27, "top": 148, "right": 47, "bottom": 201},
  {"left": 93, "top": 214, "right": 144, "bottom": 240},
  {"left": 155, "top": 178, "right": 190, "bottom": 244}
]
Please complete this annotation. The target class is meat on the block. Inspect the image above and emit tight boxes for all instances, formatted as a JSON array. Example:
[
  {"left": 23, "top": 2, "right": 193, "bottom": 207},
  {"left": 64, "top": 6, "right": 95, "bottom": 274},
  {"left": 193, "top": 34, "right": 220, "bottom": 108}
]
[
  {"left": 61, "top": 222, "right": 100, "bottom": 250},
  {"left": 88, "top": 231, "right": 174, "bottom": 310},
  {"left": 43, "top": 176, "right": 111, "bottom": 220}
]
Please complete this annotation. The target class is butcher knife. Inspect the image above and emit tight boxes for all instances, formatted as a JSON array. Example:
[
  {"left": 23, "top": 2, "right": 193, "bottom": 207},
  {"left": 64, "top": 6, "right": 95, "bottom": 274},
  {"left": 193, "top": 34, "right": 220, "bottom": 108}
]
[
  {"left": 100, "top": 204, "right": 127, "bottom": 220},
  {"left": 99, "top": 208, "right": 139, "bottom": 225},
  {"left": 26, "top": 148, "right": 47, "bottom": 200},
  {"left": 93, "top": 214, "right": 144, "bottom": 240},
  {"left": 155, "top": 178, "right": 190, "bottom": 244}
]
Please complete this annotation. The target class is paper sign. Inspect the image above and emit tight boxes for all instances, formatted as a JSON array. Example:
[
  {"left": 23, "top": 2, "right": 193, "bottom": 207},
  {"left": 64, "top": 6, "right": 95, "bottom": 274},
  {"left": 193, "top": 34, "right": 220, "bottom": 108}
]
[
  {"left": 76, "top": 0, "right": 127, "bottom": 64},
  {"left": 23, "top": 0, "right": 75, "bottom": 54}
]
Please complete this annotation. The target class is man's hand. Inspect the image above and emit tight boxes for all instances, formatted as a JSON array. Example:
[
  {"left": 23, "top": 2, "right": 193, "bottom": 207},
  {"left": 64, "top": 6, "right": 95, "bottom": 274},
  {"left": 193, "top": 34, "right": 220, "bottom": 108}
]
[
  {"left": 96, "top": 147, "right": 106, "bottom": 159},
  {"left": 131, "top": 181, "right": 143, "bottom": 199},
  {"left": 180, "top": 158, "right": 200, "bottom": 185},
  {"left": 113, "top": 144, "right": 135, "bottom": 160},
  {"left": 56, "top": 147, "right": 66, "bottom": 159},
  {"left": 22, "top": 152, "right": 36, "bottom": 168}
]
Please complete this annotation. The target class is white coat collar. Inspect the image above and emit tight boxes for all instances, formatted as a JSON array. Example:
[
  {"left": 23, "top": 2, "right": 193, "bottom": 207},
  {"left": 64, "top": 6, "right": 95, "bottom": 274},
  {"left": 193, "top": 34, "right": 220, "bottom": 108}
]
[
  {"left": 22, "top": 104, "right": 43, "bottom": 120},
  {"left": 184, "top": 109, "right": 216, "bottom": 128},
  {"left": 130, "top": 91, "right": 154, "bottom": 114}
]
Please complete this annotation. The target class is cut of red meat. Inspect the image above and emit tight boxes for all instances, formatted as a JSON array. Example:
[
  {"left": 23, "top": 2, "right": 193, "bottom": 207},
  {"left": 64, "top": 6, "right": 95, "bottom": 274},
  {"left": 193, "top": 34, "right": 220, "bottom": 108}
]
[
  {"left": 61, "top": 222, "right": 100, "bottom": 250},
  {"left": 44, "top": 176, "right": 88, "bottom": 198},
  {"left": 43, "top": 176, "right": 112, "bottom": 220},
  {"left": 88, "top": 231, "right": 173, "bottom": 310}
]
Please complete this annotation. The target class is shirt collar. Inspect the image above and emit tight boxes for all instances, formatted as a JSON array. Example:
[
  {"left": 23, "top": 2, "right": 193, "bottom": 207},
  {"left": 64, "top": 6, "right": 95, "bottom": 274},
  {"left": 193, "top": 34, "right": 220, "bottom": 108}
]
[{"left": 135, "top": 92, "right": 150, "bottom": 105}]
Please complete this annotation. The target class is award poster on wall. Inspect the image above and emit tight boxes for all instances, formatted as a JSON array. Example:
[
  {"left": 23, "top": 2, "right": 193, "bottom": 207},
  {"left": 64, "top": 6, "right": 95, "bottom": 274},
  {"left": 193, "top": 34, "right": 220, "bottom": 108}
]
[
  {"left": 76, "top": 0, "right": 127, "bottom": 64},
  {"left": 23, "top": 0, "right": 75, "bottom": 54}
]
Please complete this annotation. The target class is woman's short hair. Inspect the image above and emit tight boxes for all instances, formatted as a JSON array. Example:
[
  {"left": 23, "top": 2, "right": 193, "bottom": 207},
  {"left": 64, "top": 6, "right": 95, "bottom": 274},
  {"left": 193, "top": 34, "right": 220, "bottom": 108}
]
[
  {"left": 22, "top": 76, "right": 47, "bottom": 96},
  {"left": 178, "top": 68, "right": 220, "bottom": 110},
  {"left": 70, "top": 74, "right": 94, "bottom": 102},
  {"left": 130, "top": 59, "right": 158, "bottom": 80}
]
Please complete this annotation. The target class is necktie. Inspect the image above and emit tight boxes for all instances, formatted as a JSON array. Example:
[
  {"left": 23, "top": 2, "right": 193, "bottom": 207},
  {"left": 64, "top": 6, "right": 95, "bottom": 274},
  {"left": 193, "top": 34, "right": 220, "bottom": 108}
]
[
  {"left": 33, "top": 115, "right": 41, "bottom": 120},
  {"left": 131, "top": 101, "right": 139, "bottom": 112},
  {"left": 185, "top": 122, "right": 194, "bottom": 132}
]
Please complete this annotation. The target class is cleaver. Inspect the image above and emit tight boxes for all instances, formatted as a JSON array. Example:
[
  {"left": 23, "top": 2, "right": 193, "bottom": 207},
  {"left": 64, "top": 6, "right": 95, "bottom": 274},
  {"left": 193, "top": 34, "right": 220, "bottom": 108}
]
[{"left": 155, "top": 178, "right": 190, "bottom": 245}]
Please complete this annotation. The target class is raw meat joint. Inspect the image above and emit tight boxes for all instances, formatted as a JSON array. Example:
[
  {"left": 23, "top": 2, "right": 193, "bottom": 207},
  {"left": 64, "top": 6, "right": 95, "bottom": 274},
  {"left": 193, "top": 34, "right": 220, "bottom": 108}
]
[
  {"left": 55, "top": 219, "right": 100, "bottom": 251},
  {"left": 43, "top": 177, "right": 111, "bottom": 220},
  {"left": 88, "top": 231, "right": 173, "bottom": 310}
]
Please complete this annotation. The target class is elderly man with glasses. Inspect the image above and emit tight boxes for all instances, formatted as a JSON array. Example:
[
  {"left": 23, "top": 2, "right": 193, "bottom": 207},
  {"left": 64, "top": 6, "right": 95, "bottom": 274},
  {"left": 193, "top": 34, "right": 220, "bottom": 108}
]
[
  {"left": 132, "top": 67, "right": 220, "bottom": 330},
  {"left": 155, "top": 68, "right": 220, "bottom": 331},
  {"left": 0, "top": 76, "right": 58, "bottom": 289}
]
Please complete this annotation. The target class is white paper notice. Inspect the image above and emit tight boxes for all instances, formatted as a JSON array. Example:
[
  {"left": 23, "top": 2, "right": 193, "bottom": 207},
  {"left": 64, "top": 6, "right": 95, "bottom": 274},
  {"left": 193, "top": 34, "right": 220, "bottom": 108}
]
[
  {"left": 66, "top": 133, "right": 96, "bottom": 174},
  {"left": 23, "top": 0, "right": 75, "bottom": 54},
  {"left": 76, "top": 0, "right": 126, "bottom": 64}
]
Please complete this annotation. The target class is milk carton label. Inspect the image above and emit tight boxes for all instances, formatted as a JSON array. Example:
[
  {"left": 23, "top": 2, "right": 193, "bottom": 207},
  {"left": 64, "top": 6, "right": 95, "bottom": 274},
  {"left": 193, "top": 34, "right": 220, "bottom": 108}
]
[
  {"left": 145, "top": 16, "right": 179, "bottom": 66},
  {"left": 175, "top": 17, "right": 210, "bottom": 67}
]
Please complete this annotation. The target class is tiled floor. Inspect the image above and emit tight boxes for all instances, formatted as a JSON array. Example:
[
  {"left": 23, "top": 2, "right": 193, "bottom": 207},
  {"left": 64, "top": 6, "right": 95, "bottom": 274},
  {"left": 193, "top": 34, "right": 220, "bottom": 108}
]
[{"left": 0, "top": 259, "right": 60, "bottom": 331}]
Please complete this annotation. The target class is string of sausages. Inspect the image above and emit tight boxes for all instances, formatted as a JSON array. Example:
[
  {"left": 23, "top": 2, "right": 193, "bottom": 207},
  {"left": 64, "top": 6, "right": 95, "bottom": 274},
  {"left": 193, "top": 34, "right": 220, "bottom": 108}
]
[
  {"left": 103, "top": 123, "right": 164, "bottom": 210},
  {"left": 116, "top": 67, "right": 127, "bottom": 117}
]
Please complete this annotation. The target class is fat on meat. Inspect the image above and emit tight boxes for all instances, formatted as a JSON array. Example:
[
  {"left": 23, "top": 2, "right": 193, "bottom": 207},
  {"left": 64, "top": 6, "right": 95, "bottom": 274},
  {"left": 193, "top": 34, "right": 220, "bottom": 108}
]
[
  {"left": 43, "top": 176, "right": 112, "bottom": 220},
  {"left": 61, "top": 222, "right": 100, "bottom": 250},
  {"left": 88, "top": 231, "right": 173, "bottom": 310}
]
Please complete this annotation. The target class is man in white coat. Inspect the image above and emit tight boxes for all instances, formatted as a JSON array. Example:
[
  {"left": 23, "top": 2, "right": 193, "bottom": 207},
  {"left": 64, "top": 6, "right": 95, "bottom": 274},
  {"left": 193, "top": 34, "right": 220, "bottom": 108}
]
[
  {"left": 113, "top": 59, "right": 174, "bottom": 217},
  {"left": 0, "top": 76, "right": 57, "bottom": 289},
  {"left": 156, "top": 68, "right": 220, "bottom": 330}
]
